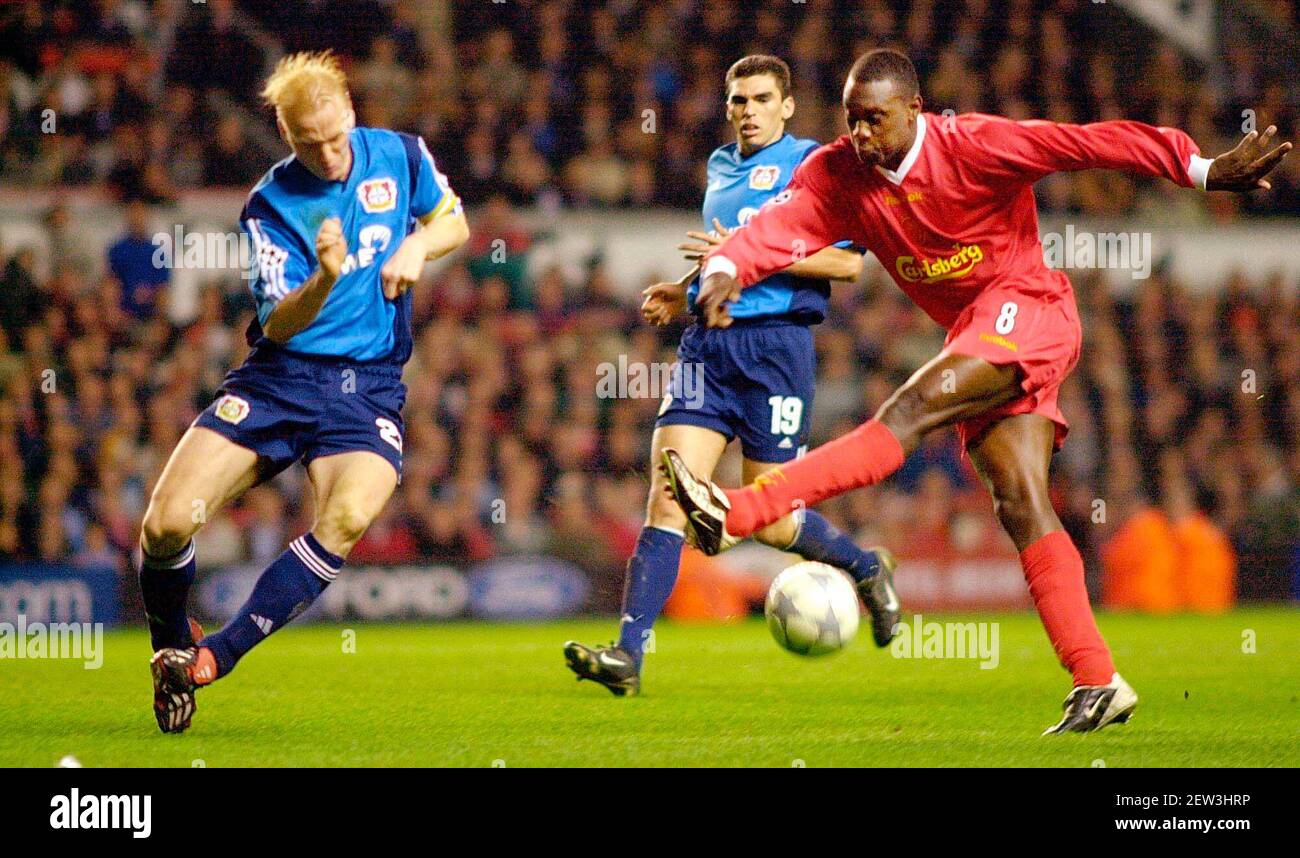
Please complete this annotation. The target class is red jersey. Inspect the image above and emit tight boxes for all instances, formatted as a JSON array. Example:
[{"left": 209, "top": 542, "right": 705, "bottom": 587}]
[{"left": 706, "top": 112, "right": 1207, "bottom": 329}]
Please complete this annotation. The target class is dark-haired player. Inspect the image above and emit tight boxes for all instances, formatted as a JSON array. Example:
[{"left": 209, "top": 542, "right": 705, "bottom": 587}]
[
  {"left": 564, "top": 55, "right": 897, "bottom": 697},
  {"left": 663, "top": 48, "right": 1291, "bottom": 732}
]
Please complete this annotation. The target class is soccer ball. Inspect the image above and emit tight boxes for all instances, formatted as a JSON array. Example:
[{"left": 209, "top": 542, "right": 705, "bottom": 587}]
[{"left": 765, "top": 562, "right": 860, "bottom": 656}]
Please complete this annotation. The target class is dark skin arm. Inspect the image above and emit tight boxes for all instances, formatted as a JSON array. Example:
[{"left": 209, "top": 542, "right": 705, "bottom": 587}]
[
  {"left": 697, "top": 126, "right": 1292, "bottom": 328},
  {"left": 643, "top": 221, "right": 864, "bottom": 327},
  {"left": 679, "top": 218, "right": 863, "bottom": 281},
  {"left": 694, "top": 269, "right": 745, "bottom": 329}
]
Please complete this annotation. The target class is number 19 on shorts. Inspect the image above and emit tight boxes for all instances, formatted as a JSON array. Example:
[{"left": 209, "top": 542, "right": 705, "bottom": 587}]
[{"left": 768, "top": 395, "right": 803, "bottom": 435}]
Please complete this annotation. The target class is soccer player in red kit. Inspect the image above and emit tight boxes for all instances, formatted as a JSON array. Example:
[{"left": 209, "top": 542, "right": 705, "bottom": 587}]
[{"left": 661, "top": 49, "right": 1291, "bottom": 734}]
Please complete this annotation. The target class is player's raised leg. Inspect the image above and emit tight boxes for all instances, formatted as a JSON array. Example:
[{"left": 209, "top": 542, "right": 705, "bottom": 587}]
[
  {"left": 196, "top": 450, "right": 398, "bottom": 681},
  {"left": 140, "top": 426, "right": 261, "bottom": 652},
  {"left": 965, "top": 414, "right": 1136, "bottom": 734},
  {"left": 662, "top": 350, "right": 1021, "bottom": 553},
  {"left": 744, "top": 457, "right": 899, "bottom": 646},
  {"left": 565, "top": 423, "right": 728, "bottom": 696}
]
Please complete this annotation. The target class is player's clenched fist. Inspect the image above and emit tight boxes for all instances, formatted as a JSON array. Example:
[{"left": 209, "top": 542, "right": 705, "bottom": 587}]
[
  {"left": 379, "top": 233, "right": 428, "bottom": 300},
  {"left": 316, "top": 217, "right": 347, "bottom": 283}
]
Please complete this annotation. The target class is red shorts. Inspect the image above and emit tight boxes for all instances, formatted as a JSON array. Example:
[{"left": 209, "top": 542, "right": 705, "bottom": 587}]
[{"left": 943, "top": 286, "right": 1082, "bottom": 451}]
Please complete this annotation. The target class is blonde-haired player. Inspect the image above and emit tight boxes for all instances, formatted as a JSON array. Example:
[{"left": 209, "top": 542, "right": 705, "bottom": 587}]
[{"left": 140, "top": 51, "right": 469, "bottom": 733}]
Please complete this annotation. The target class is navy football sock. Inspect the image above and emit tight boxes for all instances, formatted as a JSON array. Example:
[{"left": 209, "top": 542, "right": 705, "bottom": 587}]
[
  {"left": 139, "top": 540, "right": 197, "bottom": 651},
  {"left": 788, "top": 510, "right": 879, "bottom": 583},
  {"left": 200, "top": 533, "right": 341, "bottom": 678},
  {"left": 616, "top": 526, "right": 685, "bottom": 669}
]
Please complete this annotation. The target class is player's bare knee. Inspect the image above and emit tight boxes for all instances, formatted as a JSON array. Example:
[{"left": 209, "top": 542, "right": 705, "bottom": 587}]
[
  {"left": 877, "top": 387, "right": 929, "bottom": 447},
  {"left": 326, "top": 505, "right": 372, "bottom": 544},
  {"left": 140, "top": 498, "right": 199, "bottom": 557},
  {"left": 645, "top": 485, "right": 688, "bottom": 531},
  {"left": 989, "top": 473, "right": 1052, "bottom": 544},
  {"left": 316, "top": 503, "right": 374, "bottom": 558},
  {"left": 991, "top": 496, "right": 1033, "bottom": 540}
]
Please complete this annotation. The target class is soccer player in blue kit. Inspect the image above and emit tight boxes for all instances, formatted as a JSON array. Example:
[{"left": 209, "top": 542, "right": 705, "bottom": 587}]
[
  {"left": 139, "top": 53, "right": 469, "bottom": 733},
  {"left": 565, "top": 56, "right": 901, "bottom": 696}
]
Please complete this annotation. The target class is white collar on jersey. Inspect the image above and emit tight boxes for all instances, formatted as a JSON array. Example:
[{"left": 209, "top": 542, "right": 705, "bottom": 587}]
[{"left": 875, "top": 113, "right": 927, "bottom": 186}]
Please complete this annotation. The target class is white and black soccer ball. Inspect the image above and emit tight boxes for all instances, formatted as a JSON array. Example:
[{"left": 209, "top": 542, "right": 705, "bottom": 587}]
[{"left": 765, "top": 562, "right": 860, "bottom": 656}]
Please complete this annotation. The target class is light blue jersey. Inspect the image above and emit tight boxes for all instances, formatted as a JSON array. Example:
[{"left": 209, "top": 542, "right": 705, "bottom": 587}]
[
  {"left": 240, "top": 127, "right": 460, "bottom": 364},
  {"left": 688, "top": 133, "right": 851, "bottom": 323}
]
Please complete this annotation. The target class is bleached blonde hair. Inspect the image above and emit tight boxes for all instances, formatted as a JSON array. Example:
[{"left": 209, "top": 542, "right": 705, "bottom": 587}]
[{"left": 261, "top": 50, "right": 352, "bottom": 121}]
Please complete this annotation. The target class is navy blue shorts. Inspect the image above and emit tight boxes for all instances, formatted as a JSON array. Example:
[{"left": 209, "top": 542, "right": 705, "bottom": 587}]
[
  {"left": 193, "top": 349, "right": 406, "bottom": 481},
  {"left": 656, "top": 320, "right": 815, "bottom": 463}
]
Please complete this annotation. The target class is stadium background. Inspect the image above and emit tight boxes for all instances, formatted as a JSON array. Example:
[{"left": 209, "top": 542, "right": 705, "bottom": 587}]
[{"left": 1, "top": 0, "right": 1298, "bottom": 632}]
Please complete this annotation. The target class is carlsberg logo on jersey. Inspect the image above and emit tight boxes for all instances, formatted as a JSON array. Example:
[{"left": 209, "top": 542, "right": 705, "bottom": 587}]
[
  {"left": 895, "top": 244, "right": 986, "bottom": 284},
  {"left": 50, "top": 789, "right": 151, "bottom": 839}
]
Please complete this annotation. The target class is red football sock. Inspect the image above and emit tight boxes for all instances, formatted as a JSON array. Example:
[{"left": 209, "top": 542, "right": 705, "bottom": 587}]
[
  {"left": 1020, "top": 531, "right": 1115, "bottom": 687},
  {"left": 724, "top": 419, "right": 906, "bottom": 537}
]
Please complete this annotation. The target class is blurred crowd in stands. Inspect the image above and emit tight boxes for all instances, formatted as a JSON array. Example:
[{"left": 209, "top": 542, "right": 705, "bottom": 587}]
[
  {"left": 2, "top": 0, "right": 1300, "bottom": 215},
  {"left": 1, "top": 0, "right": 1298, "bottom": 611},
  {"left": 2, "top": 195, "right": 1298, "bottom": 608}
]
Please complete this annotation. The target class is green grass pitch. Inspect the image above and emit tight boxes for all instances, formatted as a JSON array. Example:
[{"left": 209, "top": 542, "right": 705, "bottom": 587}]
[{"left": 1, "top": 608, "right": 1296, "bottom": 767}]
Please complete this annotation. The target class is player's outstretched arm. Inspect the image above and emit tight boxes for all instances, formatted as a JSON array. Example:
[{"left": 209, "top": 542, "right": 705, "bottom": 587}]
[
  {"left": 972, "top": 114, "right": 1291, "bottom": 192},
  {"left": 380, "top": 208, "right": 470, "bottom": 300},
  {"left": 681, "top": 217, "right": 862, "bottom": 282},
  {"left": 262, "top": 217, "right": 346, "bottom": 343}
]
